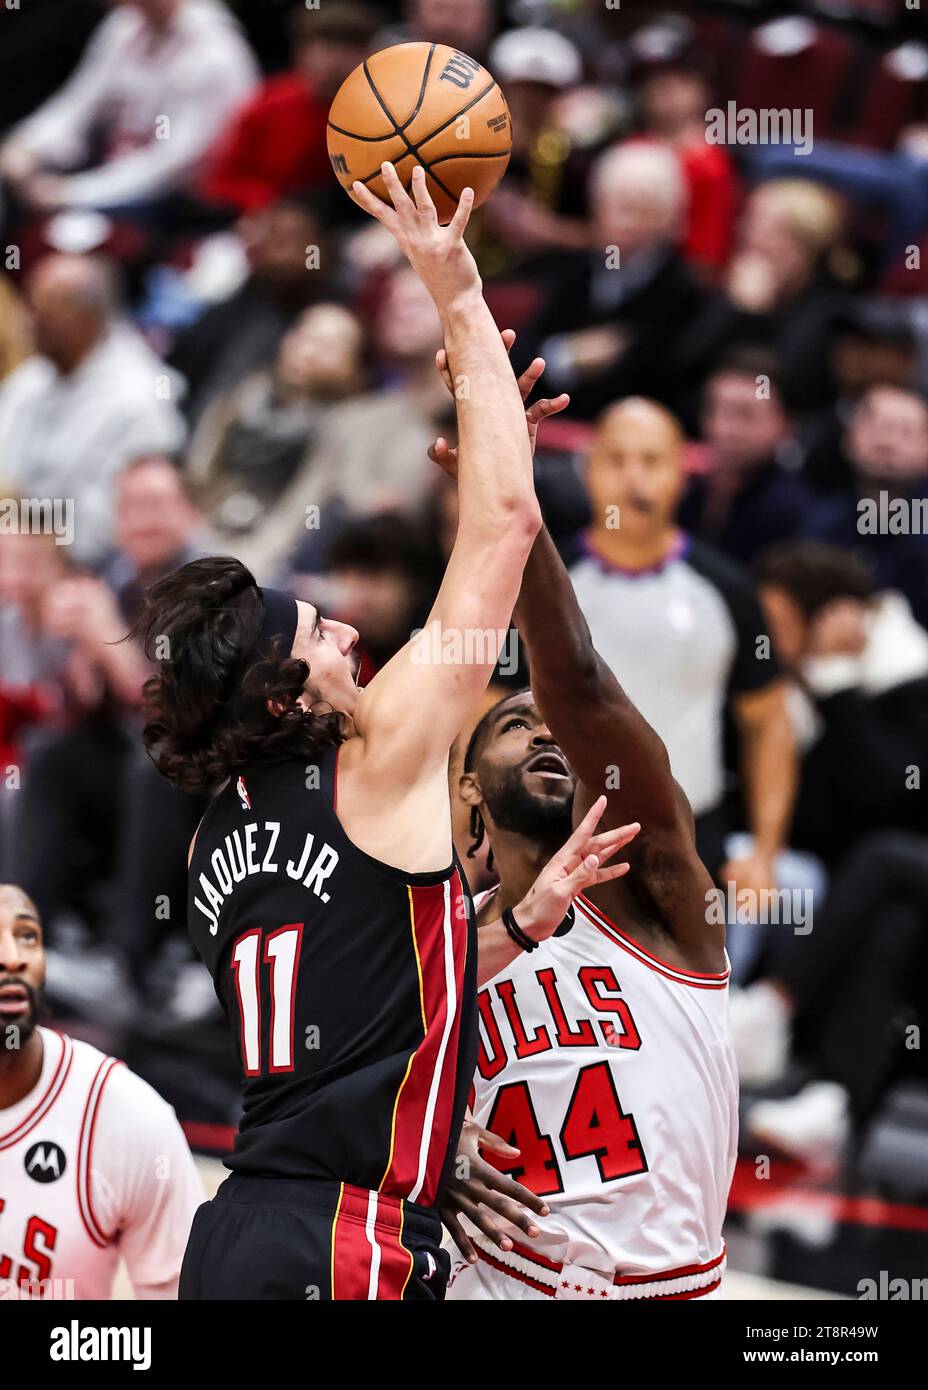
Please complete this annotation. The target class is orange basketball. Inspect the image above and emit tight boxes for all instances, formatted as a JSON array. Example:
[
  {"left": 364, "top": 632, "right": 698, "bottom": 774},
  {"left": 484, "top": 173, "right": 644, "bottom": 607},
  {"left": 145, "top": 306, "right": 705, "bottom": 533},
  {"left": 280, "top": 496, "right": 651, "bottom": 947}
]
[{"left": 327, "top": 42, "right": 511, "bottom": 225}]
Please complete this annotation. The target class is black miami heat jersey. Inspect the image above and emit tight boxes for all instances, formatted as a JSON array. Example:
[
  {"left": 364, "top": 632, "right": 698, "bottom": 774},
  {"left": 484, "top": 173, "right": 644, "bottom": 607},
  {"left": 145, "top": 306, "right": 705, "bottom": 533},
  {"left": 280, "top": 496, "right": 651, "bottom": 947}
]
[{"left": 186, "top": 748, "right": 477, "bottom": 1209}]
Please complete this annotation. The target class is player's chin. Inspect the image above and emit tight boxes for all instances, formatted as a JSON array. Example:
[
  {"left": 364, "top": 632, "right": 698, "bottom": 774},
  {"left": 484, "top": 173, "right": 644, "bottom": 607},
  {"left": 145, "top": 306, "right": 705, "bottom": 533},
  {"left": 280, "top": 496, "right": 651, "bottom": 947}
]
[{"left": 0, "top": 1001, "right": 37, "bottom": 1038}]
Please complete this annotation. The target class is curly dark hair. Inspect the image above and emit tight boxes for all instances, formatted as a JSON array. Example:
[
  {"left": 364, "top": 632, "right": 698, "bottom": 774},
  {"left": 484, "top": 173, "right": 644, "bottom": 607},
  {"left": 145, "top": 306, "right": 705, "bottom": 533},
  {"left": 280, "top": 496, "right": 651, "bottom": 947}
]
[{"left": 135, "top": 556, "right": 345, "bottom": 794}]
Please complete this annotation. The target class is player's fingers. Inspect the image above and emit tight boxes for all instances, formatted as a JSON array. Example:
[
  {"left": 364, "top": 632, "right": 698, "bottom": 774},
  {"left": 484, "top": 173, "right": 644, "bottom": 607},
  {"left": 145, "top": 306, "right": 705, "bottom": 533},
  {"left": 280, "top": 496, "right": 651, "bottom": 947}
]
[
  {"left": 350, "top": 179, "right": 392, "bottom": 224},
  {"left": 473, "top": 1160, "right": 550, "bottom": 1217},
  {"left": 588, "top": 822, "right": 641, "bottom": 857},
  {"left": 410, "top": 163, "right": 437, "bottom": 219},
  {"left": 550, "top": 796, "right": 607, "bottom": 869},
  {"left": 475, "top": 1127, "right": 520, "bottom": 1158},
  {"left": 380, "top": 160, "right": 414, "bottom": 216},
  {"left": 452, "top": 1191, "right": 514, "bottom": 1250},
  {"left": 434, "top": 347, "right": 453, "bottom": 392},
  {"left": 501, "top": 328, "right": 517, "bottom": 353},
  {"left": 449, "top": 185, "right": 475, "bottom": 238},
  {"left": 515, "top": 356, "right": 546, "bottom": 401},
  {"left": 526, "top": 393, "right": 570, "bottom": 423},
  {"left": 593, "top": 862, "right": 632, "bottom": 886},
  {"left": 441, "top": 1212, "right": 478, "bottom": 1263},
  {"left": 468, "top": 1188, "right": 543, "bottom": 1238},
  {"left": 563, "top": 853, "right": 601, "bottom": 895}
]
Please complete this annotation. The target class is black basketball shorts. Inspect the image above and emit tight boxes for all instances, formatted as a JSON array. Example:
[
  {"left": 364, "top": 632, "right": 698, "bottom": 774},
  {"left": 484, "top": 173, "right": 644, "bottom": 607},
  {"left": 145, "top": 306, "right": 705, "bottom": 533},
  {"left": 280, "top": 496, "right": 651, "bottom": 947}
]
[{"left": 179, "top": 1174, "right": 451, "bottom": 1300}]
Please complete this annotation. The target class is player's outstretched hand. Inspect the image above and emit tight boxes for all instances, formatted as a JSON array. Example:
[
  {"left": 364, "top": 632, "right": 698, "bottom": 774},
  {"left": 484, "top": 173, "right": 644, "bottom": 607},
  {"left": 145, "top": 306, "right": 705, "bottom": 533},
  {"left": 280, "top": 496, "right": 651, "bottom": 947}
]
[
  {"left": 514, "top": 796, "right": 640, "bottom": 947},
  {"left": 439, "top": 1119, "right": 550, "bottom": 1263},
  {"left": 350, "top": 162, "right": 480, "bottom": 308},
  {"left": 429, "top": 328, "right": 569, "bottom": 479}
]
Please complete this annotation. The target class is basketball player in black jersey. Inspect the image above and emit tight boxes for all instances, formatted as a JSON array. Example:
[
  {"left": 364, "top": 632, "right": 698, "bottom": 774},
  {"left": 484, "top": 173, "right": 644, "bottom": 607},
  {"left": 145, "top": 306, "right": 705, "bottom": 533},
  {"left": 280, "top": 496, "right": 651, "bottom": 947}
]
[{"left": 136, "top": 166, "right": 629, "bottom": 1301}]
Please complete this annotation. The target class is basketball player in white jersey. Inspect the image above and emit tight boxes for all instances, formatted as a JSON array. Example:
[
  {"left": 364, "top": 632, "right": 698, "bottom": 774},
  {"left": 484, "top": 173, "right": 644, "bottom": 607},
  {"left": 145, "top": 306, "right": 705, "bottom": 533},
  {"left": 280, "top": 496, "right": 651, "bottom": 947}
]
[
  {"left": 430, "top": 345, "right": 739, "bottom": 1302},
  {"left": 0, "top": 884, "right": 205, "bottom": 1299}
]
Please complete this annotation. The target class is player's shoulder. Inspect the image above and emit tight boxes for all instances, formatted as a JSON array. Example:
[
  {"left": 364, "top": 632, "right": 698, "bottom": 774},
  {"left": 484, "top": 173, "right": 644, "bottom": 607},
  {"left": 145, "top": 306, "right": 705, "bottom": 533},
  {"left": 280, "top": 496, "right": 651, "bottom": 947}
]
[{"left": 50, "top": 1029, "right": 174, "bottom": 1123}]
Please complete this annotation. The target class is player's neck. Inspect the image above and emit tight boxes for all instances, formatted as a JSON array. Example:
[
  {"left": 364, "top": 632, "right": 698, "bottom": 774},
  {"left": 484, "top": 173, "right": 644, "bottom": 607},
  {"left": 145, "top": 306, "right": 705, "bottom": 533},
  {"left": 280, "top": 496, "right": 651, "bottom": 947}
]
[
  {"left": 587, "top": 523, "right": 680, "bottom": 573},
  {"left": 488, "top": 831, "right": 563, "bottom": 912},
  {"left": 0, "top": 1027, "right": 43, "bottom": 1110}
]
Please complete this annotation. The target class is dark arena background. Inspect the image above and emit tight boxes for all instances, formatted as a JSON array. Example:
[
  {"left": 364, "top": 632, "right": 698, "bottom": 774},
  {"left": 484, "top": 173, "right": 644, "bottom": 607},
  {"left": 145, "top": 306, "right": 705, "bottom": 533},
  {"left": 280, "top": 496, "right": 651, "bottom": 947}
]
[{"left": 0, "top": 0, "right": 927, "bottom": 1346}]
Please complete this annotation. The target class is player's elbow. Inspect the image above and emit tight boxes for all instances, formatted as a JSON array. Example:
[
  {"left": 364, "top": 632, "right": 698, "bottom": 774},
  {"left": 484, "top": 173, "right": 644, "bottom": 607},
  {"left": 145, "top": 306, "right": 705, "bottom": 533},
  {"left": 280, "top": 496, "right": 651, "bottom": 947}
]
[{"left": 466, "top": 494, "right": 542, "bottom": 549}]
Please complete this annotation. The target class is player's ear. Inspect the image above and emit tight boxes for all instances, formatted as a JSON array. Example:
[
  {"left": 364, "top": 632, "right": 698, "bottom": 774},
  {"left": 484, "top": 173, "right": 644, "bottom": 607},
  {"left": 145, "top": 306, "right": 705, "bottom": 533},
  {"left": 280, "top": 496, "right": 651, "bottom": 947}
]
[{"left": 458, "top": 771, "right": 483, "bottom": 809}]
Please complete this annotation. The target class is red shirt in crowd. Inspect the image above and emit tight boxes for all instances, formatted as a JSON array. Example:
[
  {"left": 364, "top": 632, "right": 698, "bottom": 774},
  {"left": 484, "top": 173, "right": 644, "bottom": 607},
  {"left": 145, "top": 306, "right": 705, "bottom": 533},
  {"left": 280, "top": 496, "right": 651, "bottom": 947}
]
[{"left": 200, "top": 73, "right": 333, "bottom": 212}]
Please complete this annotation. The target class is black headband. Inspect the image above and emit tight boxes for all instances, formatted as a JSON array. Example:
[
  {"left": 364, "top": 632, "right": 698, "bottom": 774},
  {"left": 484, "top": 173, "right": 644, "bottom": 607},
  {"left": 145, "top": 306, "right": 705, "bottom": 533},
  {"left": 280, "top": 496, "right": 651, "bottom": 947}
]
[{"left": 248, "top": 586, "right": 299, "bottom": 664}]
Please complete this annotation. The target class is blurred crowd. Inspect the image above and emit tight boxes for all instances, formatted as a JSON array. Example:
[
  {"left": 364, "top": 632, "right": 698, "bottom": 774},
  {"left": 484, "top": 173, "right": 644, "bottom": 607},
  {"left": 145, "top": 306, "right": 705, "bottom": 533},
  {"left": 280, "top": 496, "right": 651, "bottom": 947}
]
[{"left": 0, "top": 0, "right": 927, "bottom": 1183}]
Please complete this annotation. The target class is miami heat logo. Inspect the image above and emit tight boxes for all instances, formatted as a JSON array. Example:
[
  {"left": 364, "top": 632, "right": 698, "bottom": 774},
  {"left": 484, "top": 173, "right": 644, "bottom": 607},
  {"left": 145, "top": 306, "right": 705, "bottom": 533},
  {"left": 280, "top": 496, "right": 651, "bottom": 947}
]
[{"left": 236, "top": 776, "right": 251, "bottom": 811}]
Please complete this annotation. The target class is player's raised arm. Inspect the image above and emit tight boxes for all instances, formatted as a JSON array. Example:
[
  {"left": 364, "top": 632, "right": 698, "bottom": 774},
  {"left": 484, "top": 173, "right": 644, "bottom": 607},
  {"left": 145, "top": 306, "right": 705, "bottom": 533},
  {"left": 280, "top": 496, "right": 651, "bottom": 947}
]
[{"left": 348, "top": 165, "right": 541, "bottom": 773}]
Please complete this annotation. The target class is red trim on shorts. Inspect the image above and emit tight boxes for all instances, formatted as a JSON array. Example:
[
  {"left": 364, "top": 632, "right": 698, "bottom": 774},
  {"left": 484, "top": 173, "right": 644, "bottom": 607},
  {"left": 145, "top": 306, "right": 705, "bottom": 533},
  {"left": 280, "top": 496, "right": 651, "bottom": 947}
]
[{"left": 476, "top": 1243, "right": 556, "bottom": 1296}]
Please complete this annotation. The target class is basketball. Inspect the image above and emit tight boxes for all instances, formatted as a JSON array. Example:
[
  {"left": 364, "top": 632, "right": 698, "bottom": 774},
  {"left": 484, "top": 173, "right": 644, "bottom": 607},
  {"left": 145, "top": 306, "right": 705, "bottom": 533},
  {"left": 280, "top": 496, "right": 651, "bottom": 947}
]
[{"left": 327, "top": 42, "right": 512, "bottom": 224}]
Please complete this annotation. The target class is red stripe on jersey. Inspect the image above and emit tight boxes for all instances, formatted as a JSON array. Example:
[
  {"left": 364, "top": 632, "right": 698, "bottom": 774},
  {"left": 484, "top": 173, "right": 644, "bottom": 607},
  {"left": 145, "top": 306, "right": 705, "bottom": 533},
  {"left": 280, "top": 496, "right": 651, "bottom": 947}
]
[
  {"left": 378, "top": 872, "right": 467, "bottom": 1207},
  {"left": 76, "top": 1056, "right": 121, "bottom": 1248},
  {"left": 0, "top": 1031, "right": 73, "bottom": 1150},
  {"left": 578, "top": 894, "right": 730, "bottom": 990}
]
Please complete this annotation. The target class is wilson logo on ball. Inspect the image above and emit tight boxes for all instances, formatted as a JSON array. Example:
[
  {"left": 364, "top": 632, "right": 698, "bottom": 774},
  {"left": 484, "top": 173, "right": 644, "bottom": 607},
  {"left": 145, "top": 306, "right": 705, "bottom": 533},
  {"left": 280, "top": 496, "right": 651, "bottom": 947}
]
[{"left": 438, "top": 50, "right": 481, "bottom": 90}]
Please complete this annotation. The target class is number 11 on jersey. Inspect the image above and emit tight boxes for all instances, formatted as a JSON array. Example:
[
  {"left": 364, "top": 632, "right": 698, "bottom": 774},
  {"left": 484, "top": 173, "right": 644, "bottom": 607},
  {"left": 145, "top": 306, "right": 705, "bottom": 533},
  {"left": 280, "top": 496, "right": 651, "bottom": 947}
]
[{"left": 230, "top": 925, "right": 304, "bottom": 1075}]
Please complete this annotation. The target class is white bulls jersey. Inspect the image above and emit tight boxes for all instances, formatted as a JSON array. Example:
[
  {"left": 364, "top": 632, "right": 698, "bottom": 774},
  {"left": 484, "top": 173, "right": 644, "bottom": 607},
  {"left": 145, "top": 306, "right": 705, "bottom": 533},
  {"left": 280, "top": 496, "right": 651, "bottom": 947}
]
[
  {"left": 0, "top": 1028, "right": 205, "bottom": 1300},
  {"left": 449, "top": 893, "right": 738, "bottom": 1301}
]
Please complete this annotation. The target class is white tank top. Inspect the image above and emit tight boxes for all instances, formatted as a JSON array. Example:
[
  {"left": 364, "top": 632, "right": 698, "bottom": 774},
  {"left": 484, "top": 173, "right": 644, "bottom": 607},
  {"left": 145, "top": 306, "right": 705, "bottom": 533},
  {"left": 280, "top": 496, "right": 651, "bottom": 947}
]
[
  {"left": 470, "top": 893, "right": 739, "bottom": 1277},
  {"left": 0, "top": 1028, "right": 204, "bottom": 1300}
]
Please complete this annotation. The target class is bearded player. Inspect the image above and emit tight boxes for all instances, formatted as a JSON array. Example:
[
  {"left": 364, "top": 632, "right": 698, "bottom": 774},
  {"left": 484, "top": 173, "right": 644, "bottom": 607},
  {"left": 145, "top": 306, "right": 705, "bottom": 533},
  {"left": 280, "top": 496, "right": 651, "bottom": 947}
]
[
  {"left": 0, "top": 885, "right": 204, "bottom": 1299},
  {"left": 430, "top": 345, "right": 738, "bottom": 1302}
]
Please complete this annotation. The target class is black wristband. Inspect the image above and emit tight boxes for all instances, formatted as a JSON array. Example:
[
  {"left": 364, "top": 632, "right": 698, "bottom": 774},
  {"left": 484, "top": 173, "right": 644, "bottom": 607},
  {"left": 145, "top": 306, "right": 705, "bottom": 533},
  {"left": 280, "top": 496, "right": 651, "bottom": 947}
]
[{"left": 502, "top": 907, "right": 538, "bottom": 953}]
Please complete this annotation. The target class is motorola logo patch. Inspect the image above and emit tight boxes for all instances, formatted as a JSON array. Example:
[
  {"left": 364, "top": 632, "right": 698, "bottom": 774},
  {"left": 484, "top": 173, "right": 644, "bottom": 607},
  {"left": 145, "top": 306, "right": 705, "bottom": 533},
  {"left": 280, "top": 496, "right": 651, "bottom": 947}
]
[{"left": 24, "top": 1140, "right": 66, "bottom": 1183}]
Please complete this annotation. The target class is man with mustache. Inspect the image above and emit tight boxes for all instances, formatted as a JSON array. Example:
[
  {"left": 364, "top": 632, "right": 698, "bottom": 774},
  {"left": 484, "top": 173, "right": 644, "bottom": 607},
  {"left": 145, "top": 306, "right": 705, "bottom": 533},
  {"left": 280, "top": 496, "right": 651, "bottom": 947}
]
[
  {"left": 430, "top": 350, "right": 739, "bottom": 1301},
  {"left": 0, "top": 885, "right": 204, "bottom": 1298}
]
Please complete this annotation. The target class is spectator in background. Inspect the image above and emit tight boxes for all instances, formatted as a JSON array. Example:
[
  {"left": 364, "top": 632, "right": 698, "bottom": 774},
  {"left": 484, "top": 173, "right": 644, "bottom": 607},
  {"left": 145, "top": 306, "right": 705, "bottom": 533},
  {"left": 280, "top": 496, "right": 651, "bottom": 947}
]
[
  {"left": 168, "top": 195, "right": 339, "bottom": 424},
  {"left": 676, "top": 179, "right": 850, "bottom": 418},
  {"left": 802, "top": 384, "right": 928, "bottom": 626},
  {"left": 740, "top": 832, "right": 928, "bottom": 1169},
  {"left": 0, "top": 533, "right": 70, "bottom": 877},
  {"left": 315, "top": 513, "right": 441, "bottom": 686},
  {"left": 0, "top": 0, "right": 257, "bottom": 220},
  {"left": 800, "top": 300, "right": 921, "bottom": 495},
  {"left": 380, "top": 0, "right": 496, "bottom": 63},
  {"left": 8, "top": 455, "right": 205, "bottom": 998},
  {"left": 103, "top": 455, "right": 209, "bottom": 621},
  {"left": 187, "top": 303, "right": 364, "bottom": 547},
  {"left": 750, "top": 121, "right": 928, "bottom": 273},
  {"left": 469, "top": 28, "right": 592, "bottom": 281},
  {"left": 680, "top": 346, "right": 811, "bottom": 565},
  {"left": 567, "top": 397, "right": 797, "bottom": 893},
  {"left": 240, "top": 265, "right": 453, "bottom": 580},
  {"left": 513, "top": 141, "right": 705, "bottom": 420},
  {"left": 757, "top": 541, "right": 928, "bottom": 869},
  {"left": 200, "top": 2, "right": 380, "bottom": 217},
  {"left": 0, "top": 254, "right": 185, "bottom": 565},
  {"left": 104, "top": 458, "right": 209, "bottom": 991},
  {"left": 632, "top": 52, "right": 738, "bottom": 276}
]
